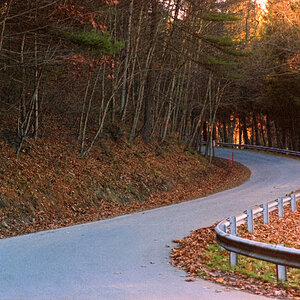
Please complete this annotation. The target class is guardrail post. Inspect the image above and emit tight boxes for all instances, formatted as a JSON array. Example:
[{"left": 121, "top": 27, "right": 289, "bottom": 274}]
[
  {"left": 291, "top": 194, "right": 296, "bottom": 212},
  {"left": 263, "top": 203, "right": 269, "bottom": 224},
  {"left": 277, "top": 197, "right": 284, "bottom": 218},
  {"left": 229, "top": 216, "right": 238, "bottom": 267},
  {"left": 220, "top": 224, "right": 226, "bottom": 251},
  {"left": 276, "top": 245, "right": 287, "bottom": 282},
  {"left": 229, "top": 216, "right": 237, "bottom": 235},
  {"left": 246, "top": 209, "right": 254, "bottom": 233}
]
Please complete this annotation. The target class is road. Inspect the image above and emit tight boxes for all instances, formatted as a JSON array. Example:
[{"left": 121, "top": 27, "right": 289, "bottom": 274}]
[{"left": 0, "top": 148, "right": 299, "bottom": 299}]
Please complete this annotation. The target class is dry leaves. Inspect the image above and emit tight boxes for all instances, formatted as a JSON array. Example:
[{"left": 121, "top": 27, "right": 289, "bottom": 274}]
[
  {"left": 0, "top": 134, "right": 250, "bottom": 239},
  {"left": 239, "top": 205, "right": 300, "bottom": 249}
]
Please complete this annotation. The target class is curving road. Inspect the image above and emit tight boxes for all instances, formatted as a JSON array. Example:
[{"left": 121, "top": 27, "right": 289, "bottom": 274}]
[{"left": 0, "top": 148, "right": 299, "bottom": 300}]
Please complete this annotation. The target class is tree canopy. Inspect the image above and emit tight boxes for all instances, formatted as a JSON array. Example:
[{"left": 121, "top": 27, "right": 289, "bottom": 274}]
[{"left": 0, "top": 0, "right": 299, "bottom": 156}]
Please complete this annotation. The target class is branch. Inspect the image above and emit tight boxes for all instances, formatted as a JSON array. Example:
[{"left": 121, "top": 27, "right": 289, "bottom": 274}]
[{"left": 0, "top": 0, "right": 59, "bottom": 25}]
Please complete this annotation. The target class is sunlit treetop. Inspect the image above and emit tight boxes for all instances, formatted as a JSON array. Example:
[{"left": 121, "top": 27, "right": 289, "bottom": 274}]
[{"left": 256, "top": 0, "right": 267, "bottom": 12}]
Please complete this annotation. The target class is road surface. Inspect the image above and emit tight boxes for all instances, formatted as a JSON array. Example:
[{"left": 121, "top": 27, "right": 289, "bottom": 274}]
[{"left": 0, "top": 148, "right": 299, "bottom": 299}]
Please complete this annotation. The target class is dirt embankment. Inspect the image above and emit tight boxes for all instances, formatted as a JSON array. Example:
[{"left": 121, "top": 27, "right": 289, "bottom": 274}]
[{"left": 0, "top": 135, "right": 250, "bottom": 238}]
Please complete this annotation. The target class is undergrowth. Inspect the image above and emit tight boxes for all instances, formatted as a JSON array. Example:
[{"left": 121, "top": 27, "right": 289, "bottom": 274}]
[{"left": 204, "top": 243, "right": 300, "bottom": 290}]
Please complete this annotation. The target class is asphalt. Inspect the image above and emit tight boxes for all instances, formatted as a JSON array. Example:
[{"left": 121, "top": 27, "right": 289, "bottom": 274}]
[{"left": 0, "top": 148, "right": 299, "bottom": 300}]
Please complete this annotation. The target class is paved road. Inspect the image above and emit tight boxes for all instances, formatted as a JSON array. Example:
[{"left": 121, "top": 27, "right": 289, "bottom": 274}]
[{"left": 1, "top": 148, "right": 299, "bottom": 300}]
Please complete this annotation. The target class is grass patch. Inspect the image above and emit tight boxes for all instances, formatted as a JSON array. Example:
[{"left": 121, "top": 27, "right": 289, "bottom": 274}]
[{"left": 204, "top": 243, "right": 300, "bottom": 289}]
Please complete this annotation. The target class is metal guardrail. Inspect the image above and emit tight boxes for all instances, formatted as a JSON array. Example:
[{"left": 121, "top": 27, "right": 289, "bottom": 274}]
[
  {"left": 209, "top": 142, "right": 300, "bottom": 279},
  {"left": 216, "top": 142, "right": 300, "bottom": 156},
  {"left": 215, "top": 193, "right": 300, "bottom": 281}
]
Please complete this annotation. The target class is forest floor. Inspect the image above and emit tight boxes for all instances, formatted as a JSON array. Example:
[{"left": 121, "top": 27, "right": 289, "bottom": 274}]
[
  {"left": 171, "top": 203, "right": 300, "bottom": 299},
  {"left": 0, "top": 124, "right": 250, "bottom": 239}
]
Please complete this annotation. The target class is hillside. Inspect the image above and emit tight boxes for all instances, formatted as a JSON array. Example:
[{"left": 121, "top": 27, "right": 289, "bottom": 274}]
[{"left": 0, "top": 131, "right": 250, "bottom": 238}]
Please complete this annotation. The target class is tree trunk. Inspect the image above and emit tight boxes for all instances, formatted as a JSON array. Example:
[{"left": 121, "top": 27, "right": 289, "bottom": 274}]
[
  {"left": 223, "top": 120, "right": 228, "bottom": 143},
  {"left": 253, "top": 113, "right": 259, "bottom": 145},
  {"left": 266, "top": 114, "right": 273, "bottom": 147},
  {"left": 80, "top": 68, "right": 101, "bottom": 156},
  {"left": 33, "top": 33, "right": 39, "bottom": 140},
  {"left": 161, "top": 74, "right": 176, "bottom": 142},
  {"left": 142, "top": 0, "right": 159, "bottom": 143},
  {"left": 242, "top": 115, "right": 249, "bottom": 145},
  {"left": 238, "top": 117, "right": 242, "bottom": 147},
  {"left": 129, "top": 43, "right": 155, "bottom": 141},
  {"left": 122, "top": 2, "right": 144, "bottom": 122},
  {"left": 0, "top": 0, "right": 11, "bottom": 51},
  {"left": 120, "top": 0, "right": 133, "bottom": 116}
]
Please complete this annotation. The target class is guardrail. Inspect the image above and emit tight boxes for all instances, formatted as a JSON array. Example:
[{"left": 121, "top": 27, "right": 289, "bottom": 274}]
[
  {"left": 210, "top": 142, "right": 300, "bottom": 280},
  {"left": 215, "top": 142, "right": 300, "bottom": 156},
  {"left": 215, "top": 193, "right": 300, "bottom": 281}
]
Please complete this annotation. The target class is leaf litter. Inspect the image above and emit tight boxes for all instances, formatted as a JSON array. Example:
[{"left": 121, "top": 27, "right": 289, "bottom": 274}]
[{"left": 0, "top": 135, "right": 250, "bottom": 239}]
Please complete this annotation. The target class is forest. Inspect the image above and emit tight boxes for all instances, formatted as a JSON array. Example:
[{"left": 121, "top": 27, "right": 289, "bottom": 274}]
[{"left": 0, "top": 0, "right": 299, "bottom": 156}]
